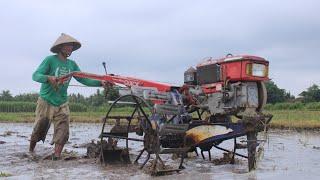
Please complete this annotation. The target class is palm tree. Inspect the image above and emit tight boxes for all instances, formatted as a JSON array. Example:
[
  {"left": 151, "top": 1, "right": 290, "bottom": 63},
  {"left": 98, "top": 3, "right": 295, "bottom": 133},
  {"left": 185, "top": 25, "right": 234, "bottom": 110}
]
[{"left": 0, "top": 90, "right": 13, "bottom": 101}]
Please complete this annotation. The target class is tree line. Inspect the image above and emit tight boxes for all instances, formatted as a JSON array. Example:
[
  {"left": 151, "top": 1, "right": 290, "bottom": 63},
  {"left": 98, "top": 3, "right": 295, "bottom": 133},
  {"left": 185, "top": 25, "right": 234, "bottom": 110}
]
[
  {"left": 0, "top": 87, "right": 120, "bottom": 107},
  {"left": 265, "top": 81, "right": 320, "bottom": 104}
]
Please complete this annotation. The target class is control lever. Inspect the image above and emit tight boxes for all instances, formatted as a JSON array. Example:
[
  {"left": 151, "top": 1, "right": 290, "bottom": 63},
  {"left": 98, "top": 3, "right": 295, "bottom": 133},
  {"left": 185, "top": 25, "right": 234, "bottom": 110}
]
[
  {"left": 102, "top": 61, "right": 110, "bottom": 99},
  {"left": 102, "top": 62, "right": 107, "bottom": 75}
]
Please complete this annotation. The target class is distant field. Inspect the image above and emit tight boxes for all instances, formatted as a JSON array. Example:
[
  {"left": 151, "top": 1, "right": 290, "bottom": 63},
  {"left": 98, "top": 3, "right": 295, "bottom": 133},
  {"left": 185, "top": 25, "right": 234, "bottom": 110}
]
[
  {"left": 1, "top": 110, "right": 320, "bottom": 130},
  {"left": 0, "top": 107, "right": 146, "bottom": 123},
  {"left": 265, "top": 110, "right": 320, "bottom": 129}
]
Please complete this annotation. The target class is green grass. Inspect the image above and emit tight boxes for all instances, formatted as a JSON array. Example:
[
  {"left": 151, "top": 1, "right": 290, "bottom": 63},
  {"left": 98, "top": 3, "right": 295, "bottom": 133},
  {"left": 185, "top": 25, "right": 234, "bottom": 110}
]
[
  {"left": 1, "top": 109, "right": 320, "bottom": 130},
  {"left": 0, "top": 112, "right": 35, "bottom": 122},
  {"left": 265, "top": 110, "right": 320, "bottom": 129},
  {"left": 0, "top": 107, "right": 151, "bottom": 123},
  {"left": 0, "top": 172, "right": 12, "bottom": 177}
]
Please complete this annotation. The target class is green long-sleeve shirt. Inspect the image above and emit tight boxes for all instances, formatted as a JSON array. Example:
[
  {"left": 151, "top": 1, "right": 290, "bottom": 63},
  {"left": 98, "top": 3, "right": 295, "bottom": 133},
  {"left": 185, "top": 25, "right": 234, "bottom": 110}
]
[{"left": 32, "top": 55, "right": 101, "bottom": 106}]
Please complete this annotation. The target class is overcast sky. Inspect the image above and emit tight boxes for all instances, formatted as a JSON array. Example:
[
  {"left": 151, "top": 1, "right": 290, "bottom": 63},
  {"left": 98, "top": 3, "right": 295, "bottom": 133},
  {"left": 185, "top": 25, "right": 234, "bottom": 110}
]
[{"left": 0, "top": 0, "right": 319, "bottom": 97}]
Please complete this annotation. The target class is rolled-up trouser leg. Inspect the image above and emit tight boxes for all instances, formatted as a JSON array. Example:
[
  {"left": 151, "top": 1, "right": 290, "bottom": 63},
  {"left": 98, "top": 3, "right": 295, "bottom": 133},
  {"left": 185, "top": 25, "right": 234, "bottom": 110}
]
[
  {"left": 52, "top": 104, "right": 70, "bottom": 146},
  {"left": 30, "top": 98, "right": 52, "bottom": 143}
]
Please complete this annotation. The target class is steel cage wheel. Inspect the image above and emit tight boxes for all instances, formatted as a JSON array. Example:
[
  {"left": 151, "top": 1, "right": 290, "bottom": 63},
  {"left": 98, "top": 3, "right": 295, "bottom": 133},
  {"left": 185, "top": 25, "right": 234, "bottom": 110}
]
[{"left": 100, "top": 94, "right": 153, "bottom": 164}]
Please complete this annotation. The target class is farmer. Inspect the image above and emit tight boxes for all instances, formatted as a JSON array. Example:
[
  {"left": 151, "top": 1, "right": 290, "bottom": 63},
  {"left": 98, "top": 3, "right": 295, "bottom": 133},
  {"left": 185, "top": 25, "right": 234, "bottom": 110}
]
[{"left": 29, "top": 33, "right": 107, "bottom": 160}]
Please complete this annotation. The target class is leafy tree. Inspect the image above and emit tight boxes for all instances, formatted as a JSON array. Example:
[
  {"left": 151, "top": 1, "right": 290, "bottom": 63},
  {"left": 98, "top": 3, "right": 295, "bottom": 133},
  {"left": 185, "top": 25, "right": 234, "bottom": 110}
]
[
  {"left": 0, "top": 90, "right": 13, "bottom": 101},
  {"left": 69, "top": 93, "right": 86, "bottom": 104},
  {"left": 299, "top": 84, "right": 320, "bottom": 102},
  {"left": 265, "top": 81, "right": 294, "bottom": 104},
  {"left": 14, "top": 93, "right": 39, "bottom": 102},
  {"left": 68, "top": 88, "right": 119, "bottom": 107},
  {"left": 104, "top": 87, "right": 120, "bottom": 101},
  {"left": 88, "top": 89, "right": 105, "bottom": 106}
]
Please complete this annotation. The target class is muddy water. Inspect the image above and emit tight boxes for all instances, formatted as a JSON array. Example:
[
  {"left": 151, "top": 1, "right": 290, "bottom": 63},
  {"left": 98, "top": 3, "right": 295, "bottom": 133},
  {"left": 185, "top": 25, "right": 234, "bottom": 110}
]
[{"left": 0, "top": 123, "right": 320, "bottom": 180}]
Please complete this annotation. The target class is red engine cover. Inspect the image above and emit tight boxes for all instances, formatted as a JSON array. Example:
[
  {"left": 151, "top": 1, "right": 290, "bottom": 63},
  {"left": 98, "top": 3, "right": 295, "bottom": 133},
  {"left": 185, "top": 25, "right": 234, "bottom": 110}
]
[{"left": 197, "top": 55, "right": 269, "bottom": 94}]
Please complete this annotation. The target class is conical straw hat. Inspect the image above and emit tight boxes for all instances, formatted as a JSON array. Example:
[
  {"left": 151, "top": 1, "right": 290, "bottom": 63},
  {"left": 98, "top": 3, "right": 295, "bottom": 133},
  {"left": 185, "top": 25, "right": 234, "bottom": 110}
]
[{"left": 50, "top": 33, "right": 81, "bottom": 53}]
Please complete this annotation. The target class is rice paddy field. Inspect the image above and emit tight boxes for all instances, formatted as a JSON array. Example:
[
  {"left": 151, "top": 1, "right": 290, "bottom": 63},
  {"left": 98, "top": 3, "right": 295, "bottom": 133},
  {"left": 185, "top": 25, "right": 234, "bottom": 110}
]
[
  {"left": 265, "top": 110, "right": 320, "bottom": 129},
  {"left": 1, "top": 123, "right": 320, "bottom": 179},
  {"left": 1, "top": 106, "right": 320, "bottom": 179}
]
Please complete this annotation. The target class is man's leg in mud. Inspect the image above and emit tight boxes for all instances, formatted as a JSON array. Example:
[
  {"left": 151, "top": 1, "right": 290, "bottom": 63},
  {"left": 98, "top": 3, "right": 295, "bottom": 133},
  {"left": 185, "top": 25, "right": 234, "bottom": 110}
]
[
  {"left": 29, "top": 141, "right": 37, "bottom": 153},
  {"left": 29, "top": 98, "right": 51, "bottom": 153},
  {"left": 54, "top": 143, "right": 65, "bottom": 158},
  {"left": 52, "top": 104, "right": 70, "bottom": 158}
]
